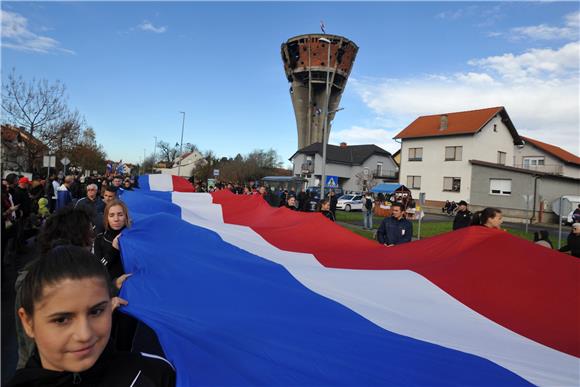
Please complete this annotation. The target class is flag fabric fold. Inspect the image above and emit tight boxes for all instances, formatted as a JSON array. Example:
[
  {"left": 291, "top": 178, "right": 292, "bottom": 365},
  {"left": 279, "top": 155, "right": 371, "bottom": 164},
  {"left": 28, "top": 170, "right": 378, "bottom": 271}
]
[{"left": 117, "top": 175, "right": 579, "bottom": 387}]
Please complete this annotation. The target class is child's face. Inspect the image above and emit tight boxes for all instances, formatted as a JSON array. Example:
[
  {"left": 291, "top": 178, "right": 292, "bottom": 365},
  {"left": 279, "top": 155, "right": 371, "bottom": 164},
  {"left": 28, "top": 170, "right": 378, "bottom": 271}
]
[{"left": 19, "top": 277, "right": 112, "bottom": 372}]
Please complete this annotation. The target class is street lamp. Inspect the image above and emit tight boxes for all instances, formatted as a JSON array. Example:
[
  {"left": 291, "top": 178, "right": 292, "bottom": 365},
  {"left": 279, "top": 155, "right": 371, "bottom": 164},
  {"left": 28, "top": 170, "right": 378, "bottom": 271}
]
[
  {"left": 178, "top": 112, "right": 185, "bottom": 177},
  {"left": 319, "top": 37, "right": 331, "bottom": 200},
  {"left": 153, "top": 136, "right": 157, "bottom": 173}
]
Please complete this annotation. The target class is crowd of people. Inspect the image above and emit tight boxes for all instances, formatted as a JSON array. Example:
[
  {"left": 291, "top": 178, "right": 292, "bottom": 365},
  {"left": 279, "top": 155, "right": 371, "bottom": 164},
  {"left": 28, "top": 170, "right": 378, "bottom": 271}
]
[{"left": 2, "top": 172, "right": 176, "bottom": 386}]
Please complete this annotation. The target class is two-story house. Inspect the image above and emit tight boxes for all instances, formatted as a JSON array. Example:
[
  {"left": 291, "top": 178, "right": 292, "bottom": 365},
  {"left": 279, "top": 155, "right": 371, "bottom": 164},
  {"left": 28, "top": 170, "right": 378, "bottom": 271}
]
[
  {"left": 394, "top": 107, "right": 522, "bottom": 205},
  {"left": 290, "top": 142, "right": 398, "bottom": 192},
  {"left": 394, "top": 107, "right": 580, "bottom": 221}
]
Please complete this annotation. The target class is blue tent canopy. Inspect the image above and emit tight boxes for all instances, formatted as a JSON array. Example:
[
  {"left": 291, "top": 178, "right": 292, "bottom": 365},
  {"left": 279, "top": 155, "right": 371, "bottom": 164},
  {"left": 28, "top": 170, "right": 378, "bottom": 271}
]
[{"left": 371, "top": 183, "right": 402, "bottom": 193}]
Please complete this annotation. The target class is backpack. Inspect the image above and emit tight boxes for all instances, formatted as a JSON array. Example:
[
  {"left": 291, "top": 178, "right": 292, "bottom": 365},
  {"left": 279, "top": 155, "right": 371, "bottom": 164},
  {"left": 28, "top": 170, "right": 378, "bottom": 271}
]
[{"left": 365, "top": 198, "right": 372, "bottom": 210}]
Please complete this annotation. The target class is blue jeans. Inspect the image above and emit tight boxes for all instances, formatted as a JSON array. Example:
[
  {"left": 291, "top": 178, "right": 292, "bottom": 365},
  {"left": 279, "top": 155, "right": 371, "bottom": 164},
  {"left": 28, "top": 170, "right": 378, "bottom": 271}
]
[{"left": 363, "top": 210, "right": 373, "bottom": 229}]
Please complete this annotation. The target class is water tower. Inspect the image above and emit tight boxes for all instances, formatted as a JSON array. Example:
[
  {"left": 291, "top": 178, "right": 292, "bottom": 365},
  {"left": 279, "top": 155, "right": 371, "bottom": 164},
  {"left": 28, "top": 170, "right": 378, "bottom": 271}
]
[{"left": 281, "top": 34, "right": 358, "bottom": 148}]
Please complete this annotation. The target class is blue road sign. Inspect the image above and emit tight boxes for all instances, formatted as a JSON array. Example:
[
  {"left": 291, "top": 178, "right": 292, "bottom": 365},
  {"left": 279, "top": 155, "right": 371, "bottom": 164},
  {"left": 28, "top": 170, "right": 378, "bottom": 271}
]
[{"left": 325, "top": 175, "right": 339, "bottom": 188}]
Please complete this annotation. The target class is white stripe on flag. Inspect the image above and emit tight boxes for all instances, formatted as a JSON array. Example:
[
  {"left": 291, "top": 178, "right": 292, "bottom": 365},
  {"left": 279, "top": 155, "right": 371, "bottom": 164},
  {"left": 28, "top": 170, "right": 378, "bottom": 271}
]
[{"left": 148, "top": 174, "right": 173, "bottom": 192}]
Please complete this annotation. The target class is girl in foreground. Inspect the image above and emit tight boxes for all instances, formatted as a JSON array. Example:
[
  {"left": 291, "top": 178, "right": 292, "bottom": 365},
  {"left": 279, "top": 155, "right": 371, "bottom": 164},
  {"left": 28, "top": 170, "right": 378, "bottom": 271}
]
[{"left": 7, "top": 245, "right": 175, "bottom": 387}]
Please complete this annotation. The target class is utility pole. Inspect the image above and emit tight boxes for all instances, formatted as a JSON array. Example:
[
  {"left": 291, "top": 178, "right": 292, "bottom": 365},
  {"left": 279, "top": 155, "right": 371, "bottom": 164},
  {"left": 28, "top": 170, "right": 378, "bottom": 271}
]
[{"left": 178, "top": 112, "right": 185, "bottom": 177}]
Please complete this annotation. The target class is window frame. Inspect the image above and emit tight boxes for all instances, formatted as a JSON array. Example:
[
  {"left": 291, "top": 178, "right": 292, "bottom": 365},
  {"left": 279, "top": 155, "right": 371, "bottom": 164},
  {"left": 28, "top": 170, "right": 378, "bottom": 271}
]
[
  {"left": 497, "top": 151, "right": 507, "bottom": 165},
  {"left": 489, "top": 179, "right": 512, "bottom": 196},
  {"left": 407, "top": 175, "right": 421, "bottom": 190},
  {"left": 408, "top": 147, "right": 423, "bottom": 162},
  {"left": 443, "top": 177, "right": 461, "bottom": 192},
  {"left": 444, "top": 146, "right": 462, "bottom": 161},
  {"left": 376, "top": 162, "right": 383, "bottom": 176}
]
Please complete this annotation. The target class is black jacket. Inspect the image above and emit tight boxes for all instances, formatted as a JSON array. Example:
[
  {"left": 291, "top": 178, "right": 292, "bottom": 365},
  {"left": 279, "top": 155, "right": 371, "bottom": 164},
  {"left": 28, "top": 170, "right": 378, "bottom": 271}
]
[
  {"left": 94, "top": 228, "right": 124, "bottom": 280},
  {"left": 5, "top": 343, "right": 175, "bottom": 387},
  {"left": 453, "top": 210, "right": 472, "bottom": 230},
  {"left": 559, "top": 233, "right": 580, "bottom": 258},
  {"left": 377, "top": 216, "right": 412, "bottom": 245},
  {"left": 321, "top": 210, "right": 335, "bottom": 222}
]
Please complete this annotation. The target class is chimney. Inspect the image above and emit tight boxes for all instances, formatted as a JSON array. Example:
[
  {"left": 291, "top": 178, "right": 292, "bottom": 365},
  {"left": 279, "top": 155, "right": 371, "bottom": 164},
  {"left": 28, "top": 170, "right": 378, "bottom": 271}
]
[
  {"left": 440, "top": 114, "right": 448, "bottom": 131},
  {"left": 340, "top": 142, "right": 347, "bottom": 148}
]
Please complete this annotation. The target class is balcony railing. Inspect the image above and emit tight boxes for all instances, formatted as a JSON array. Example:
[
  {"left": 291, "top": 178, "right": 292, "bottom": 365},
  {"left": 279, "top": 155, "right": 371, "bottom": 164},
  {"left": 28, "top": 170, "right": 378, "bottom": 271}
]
[{"left": 515, "top": 164, "right": 563, "bottom": 175}]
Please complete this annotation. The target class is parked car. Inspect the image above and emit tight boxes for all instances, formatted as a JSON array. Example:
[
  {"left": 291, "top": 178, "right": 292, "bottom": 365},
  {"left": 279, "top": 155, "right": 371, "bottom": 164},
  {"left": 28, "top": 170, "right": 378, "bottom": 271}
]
[{"left": 337, "top": 194, "right": 364, "bottom": 212}]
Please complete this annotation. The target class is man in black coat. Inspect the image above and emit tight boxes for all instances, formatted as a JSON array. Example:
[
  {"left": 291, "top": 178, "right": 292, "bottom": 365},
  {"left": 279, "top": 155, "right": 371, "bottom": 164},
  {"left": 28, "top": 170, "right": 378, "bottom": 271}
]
[
  {"left": 453, "top": 200, "right": 472, "bottom": 230},
  {"left": 377, "top": 202, "right": 412, "bottom": 246}
]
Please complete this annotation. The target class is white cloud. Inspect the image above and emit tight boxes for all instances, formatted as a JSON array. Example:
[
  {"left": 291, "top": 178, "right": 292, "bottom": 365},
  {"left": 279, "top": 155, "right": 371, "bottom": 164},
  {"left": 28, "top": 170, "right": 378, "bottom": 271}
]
[
  {"left": 137, "top": 20, "right": 167, "bottom": 34},
  {"left": 468, "top": 42, "right": 579, "bottom": 82},
  {"left": 350, "top": 42, "right": 580, "bottom": 155},
  {"left": 0, "top": 10, "right": 74, "bottom": 54},
  {"left": 508, "top": 11, "right": 579, "bottom": 41}
]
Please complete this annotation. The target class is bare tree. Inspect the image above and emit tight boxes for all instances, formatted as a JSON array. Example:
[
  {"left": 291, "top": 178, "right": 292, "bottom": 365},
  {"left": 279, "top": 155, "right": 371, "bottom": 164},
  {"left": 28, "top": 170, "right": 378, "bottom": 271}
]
[
  {"left": 157, "top": 141, "right": 180, "bottom": 165},
  {"left": 1, "top": 69, "right": 70, "bottom": 171},
  {"left": 354, "top": 169, "right": 378, "bottom": 192},
  {"left": 2, "top": 69, "right": 68, "bottom": 138}
]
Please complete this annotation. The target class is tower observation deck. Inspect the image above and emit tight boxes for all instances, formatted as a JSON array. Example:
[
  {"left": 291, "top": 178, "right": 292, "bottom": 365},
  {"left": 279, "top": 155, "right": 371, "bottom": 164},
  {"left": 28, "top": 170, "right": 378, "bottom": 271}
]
[{"left": 281, "top": 34, "right": 358, "bottom": 149}]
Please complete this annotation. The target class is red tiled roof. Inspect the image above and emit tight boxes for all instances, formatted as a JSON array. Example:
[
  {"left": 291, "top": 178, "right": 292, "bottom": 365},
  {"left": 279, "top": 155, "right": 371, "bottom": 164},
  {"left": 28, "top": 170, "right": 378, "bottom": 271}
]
[
  {"left": 521, "top": 136, "right": 580, "bottom": 166},
  {"left": 394, "top": 107, "right": 505, "bottom": 139}
]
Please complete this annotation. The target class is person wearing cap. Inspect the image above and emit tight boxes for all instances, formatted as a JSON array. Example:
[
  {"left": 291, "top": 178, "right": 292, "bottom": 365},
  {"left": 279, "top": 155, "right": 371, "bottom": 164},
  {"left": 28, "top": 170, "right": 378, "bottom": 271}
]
[
  {"left": 559, "top": 223, "right": 580, "bottom": 258},
  {"left": 453, "top": 200, "right": 472, "bottom": 230},
  {"left": 13, "top": 177, "right": 31, "bottom": 217}
]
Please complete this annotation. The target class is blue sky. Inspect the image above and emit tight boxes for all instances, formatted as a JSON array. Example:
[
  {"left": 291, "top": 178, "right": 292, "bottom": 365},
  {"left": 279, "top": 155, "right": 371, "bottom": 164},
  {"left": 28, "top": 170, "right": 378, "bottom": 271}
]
[{"left": 2, "top": 1, "right": 579, "bottom": 166}]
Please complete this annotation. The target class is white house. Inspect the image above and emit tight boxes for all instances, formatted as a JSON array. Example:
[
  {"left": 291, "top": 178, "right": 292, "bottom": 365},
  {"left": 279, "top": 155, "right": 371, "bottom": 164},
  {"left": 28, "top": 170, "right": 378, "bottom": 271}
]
[
  {"left": 515, "top": 136, "right": 580, "bottom": 179},
  {"left": 394, "top": 106, "right": 523, "bottom": 206},
  {"left": 290, "top": 142, "right": 398, "bottom": 192},
  {"left": 394, "top": 106, "right": 580, "bottom": 221},
  {"left": 157, "top": 150, "right": 207, "bottom": 177}
]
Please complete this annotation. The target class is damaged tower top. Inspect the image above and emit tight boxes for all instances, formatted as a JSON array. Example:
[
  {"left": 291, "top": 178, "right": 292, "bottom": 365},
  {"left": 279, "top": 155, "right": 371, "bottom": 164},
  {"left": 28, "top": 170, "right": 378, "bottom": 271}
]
[{"left": 281, "top": 34, "right": 358, "bottom": 149}]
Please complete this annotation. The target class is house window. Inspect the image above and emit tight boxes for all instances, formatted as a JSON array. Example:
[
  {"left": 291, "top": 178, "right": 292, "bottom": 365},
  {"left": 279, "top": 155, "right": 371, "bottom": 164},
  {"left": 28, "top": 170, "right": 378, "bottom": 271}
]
[
  {"left": 444, "top": 146, "right": 462, "bottom": 161},
  {"left": 408, "top": 148, "right": 423, "bottom": 161},
  {"left": 523, "top": 157, "right": 545, "bottom": 169},
  {"left": 497, "top": 151, "right": 506, "bottom": 165},
  {"left": 407, "top": 175, "right": 421, "bottom": 189},
  {"left": 443, "top": 177, "right": 461, "bottom": 192},
  {"left": 376, "top": 162, "right": 383, "bottom": 176},
  {"left": 490, "top": 179, "right": 512, "bottom": 195}
]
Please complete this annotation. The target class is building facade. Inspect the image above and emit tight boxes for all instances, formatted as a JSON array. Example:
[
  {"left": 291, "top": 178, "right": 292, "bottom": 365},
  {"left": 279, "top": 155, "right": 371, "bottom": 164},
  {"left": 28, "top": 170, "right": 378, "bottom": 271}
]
[
  {"left": 157, "top": 150, "right": 207, "bottom": 177},
  {"left": 393, "top": 106, "right": 579, "bottom": 222},
  {"left": 395, "top": 107, "right": 522, "bottom": 205},
  {"left": 290, "top": 142, "right": 398, "bottom": 192}
]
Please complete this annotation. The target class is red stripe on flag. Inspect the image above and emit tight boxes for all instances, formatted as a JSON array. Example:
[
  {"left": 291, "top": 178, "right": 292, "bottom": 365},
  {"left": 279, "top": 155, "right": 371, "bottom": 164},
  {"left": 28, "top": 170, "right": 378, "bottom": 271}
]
[
  {"left": 211, "top": 190, "right": 580, "bottom": 357},
  {"left": 171, "top": 176, "right": 195, "bottom": 192}
]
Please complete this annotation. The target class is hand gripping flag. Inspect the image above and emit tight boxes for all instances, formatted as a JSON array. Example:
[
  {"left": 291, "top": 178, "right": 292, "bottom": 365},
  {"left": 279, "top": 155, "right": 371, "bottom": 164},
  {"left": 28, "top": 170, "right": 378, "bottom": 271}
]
[{"left": 118, "top": 175, "right": 579, "bottom": 387}]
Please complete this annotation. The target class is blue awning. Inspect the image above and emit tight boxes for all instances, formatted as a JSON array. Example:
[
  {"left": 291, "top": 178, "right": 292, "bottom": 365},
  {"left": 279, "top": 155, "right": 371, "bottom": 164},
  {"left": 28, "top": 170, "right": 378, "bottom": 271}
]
[{"left": 370, "top": 183, "right": 401, "bottom": 193}]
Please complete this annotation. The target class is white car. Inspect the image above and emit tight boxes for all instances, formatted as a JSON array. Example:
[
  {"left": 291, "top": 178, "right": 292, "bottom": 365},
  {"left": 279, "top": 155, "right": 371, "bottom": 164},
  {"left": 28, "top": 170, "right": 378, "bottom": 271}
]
[{"left": 337, "top": 195, "right": 364, "bottom": 212}]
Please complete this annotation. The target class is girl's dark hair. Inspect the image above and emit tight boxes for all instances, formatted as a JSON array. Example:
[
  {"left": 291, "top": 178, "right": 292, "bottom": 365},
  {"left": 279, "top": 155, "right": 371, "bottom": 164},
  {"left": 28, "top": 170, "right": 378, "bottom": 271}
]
[
  {"left": 471, "top": 207, "right": 502, "bottom": 226},
  {"left": 20, "top": 245, "right": 112, "bottom": 316},
  {"left": 38, "top": 207, "right": 95, "bottom": 256},
  {"left": 534, "top": 230, "right": 553, "bottom": 247}
]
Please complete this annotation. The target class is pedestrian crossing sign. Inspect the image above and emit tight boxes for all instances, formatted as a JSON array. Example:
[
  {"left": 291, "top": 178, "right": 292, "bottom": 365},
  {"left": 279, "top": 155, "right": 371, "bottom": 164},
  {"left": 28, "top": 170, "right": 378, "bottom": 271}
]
[{"left": 325, "top": 175, "right": 338, "bottom": 188}]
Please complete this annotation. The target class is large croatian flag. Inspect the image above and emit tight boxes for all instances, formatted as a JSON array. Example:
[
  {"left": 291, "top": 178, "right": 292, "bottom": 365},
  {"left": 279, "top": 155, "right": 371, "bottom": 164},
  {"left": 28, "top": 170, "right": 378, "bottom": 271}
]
[{"left": 119, "top": 175, "right": 579, "bottom": 387}]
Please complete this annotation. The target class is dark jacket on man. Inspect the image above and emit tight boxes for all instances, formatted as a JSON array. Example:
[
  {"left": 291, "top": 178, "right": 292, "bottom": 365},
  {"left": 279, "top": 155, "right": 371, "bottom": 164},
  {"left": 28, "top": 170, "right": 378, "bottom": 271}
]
[
  {"left": 377, "top": 216, "right": 412, "bottom": 245},
  {"left": 453, "top": 210, "right": 472, "bottom": 230},
  {"left": 559, "top": 233, "right": 580, "bottom": 258}
]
